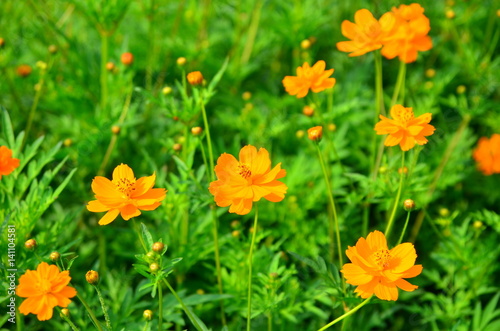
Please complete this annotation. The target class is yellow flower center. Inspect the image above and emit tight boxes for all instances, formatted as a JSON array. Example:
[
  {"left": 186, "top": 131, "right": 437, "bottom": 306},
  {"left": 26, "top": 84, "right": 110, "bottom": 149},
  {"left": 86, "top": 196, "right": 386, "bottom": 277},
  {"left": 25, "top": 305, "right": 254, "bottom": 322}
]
[
  {"left": 37, "top": 278, "right": 52, "bottom": 294},
  {"left": 238, "top": 163, "right": 252, "bottom": 179},
  {"left": 393, "top": 107, "right": 414, "bottom": 125},
  {"left": 373, "top": 249, "right": 392, "bottom": 269},
  {"left": 115, "top": 177, "right": 136, "bottom": 196}
]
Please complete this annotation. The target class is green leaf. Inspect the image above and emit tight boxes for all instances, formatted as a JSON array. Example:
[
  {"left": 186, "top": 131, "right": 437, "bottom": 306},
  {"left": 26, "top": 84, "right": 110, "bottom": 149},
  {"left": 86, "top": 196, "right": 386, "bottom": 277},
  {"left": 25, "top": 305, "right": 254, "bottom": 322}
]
[{"left": 141, "top": 223, "right": 154, "bottom": 249}]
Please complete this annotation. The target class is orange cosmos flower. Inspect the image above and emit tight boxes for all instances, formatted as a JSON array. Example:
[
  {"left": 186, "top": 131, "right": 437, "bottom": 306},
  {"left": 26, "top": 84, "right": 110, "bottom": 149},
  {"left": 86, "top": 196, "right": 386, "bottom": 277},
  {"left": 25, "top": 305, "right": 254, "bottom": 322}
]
[
  {"left": 16, "top": 262, "right": 77, "bottom": 321},
  {"left": 473, "top": 134, "right": 500, "bottom": 175},
  {"left": 0, "top": 146, "right": 20, "bottom": 179},
  {"left": 381, "top": 3, "right": 433, "bottom": 63},
  {"left": 282, "top": 60, "right": 336, "bottom": 98},
  {"left": 337, "top": 9, "right": 396, "bottom": 57},
  {"left": 307, "top": 126, "right": 323, "bottom": 141},
  {"left": 341, "top": 230, "right": 422, "bottom": 301},
  {"left": 209, "top": 145, "right": 287, "bottom": 215},
  {"left": 87, "top": 164, "right": 167, "bottom": 225},
  {"left": 374, "top": 104, "right": 435, "bottom": 151}
]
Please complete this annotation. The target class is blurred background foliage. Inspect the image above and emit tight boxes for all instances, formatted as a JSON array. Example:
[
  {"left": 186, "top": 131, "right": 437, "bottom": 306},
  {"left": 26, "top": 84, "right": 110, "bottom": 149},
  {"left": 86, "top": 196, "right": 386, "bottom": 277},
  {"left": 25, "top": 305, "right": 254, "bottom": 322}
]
[{"left": 1, "top": 0, "right": 500, "bottom": 330}]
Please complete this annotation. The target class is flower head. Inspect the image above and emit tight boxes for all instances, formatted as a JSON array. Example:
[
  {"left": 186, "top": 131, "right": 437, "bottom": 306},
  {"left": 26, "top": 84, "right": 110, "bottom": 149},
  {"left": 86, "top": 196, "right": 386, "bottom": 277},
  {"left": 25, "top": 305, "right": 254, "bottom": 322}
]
[
  {"left": 282, "top": 60, "right": 336, "bottom": 98},
  {"left": 374, "top": 104, "right": 435, "bottom": 151},
  {"left": 187, "top": 71, "right": 204, "bottom": 85},
  {"left": 16, "top": 262, "right": 77, "bottom": 321},
  {"left": 337, "top": 9, "right": 396, "bottom": 57},
  {"left": 473, "top": 134, "right": 500, "bottom": 175},
  {"left": 381, "top": 3, "right": 433, "bottom": 63},
  {"left": 121, "top": 52, "right": 134, "bottom": 66},
  {"left": 209, "top": 145, "right": 287, "bottom": 215},
  {"left": 307, "top": 126, "right": 323, "bottom": 141},
  {"left": 85, "top": 270, "right": 99, "bottom": 285},
  {"left": 341, "top": 230, "right": 422, "bottom": 301},
  {"left": 87, "top": 164, "right": 167, "bottom": 225},
  {"left": 0, "top": 146, "right": 20, "bottom": 179}
]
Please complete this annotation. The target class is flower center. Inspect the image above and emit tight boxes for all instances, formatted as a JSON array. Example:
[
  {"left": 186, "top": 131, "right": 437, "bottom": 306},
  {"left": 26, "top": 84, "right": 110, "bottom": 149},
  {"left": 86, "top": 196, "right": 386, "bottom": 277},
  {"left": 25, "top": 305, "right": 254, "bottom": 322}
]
[
  {"left": 237, "top": 163, "right": 252, "bottom": 179},
  {"left": 115, "top": 177, "right": 136, "bottom": 196},
  {"left": 37, "top": 278, "right": 52, "bottom": 294},
  {"left": 393, "top": 107, "right": 414, "bottom": 125},
  {"left": 365, "top": 21, "right": 380, "bottom": 38},
  {"left": 373, "top": 249, "right": 392, "bottom": 269}
]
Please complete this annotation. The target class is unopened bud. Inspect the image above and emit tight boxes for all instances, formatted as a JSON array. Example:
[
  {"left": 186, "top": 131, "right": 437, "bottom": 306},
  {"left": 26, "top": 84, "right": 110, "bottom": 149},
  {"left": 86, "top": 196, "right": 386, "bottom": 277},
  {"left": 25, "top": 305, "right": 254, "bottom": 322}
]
[
  {"left": 328, "top": 123, "right": 336, "bottom": 131},
  {"left": 106, "top": 62, "right": 115, "bottom": 71},
  {"left": 25, "top": 239, "right": 37, "bottom": 250},
  {"left": 17, "top": 64, "right": 32, "bottom": 77},
  {"left": 143, "top": 309, "right": 153, "bottom": 321},
  {"left": 445, "top": 9, "right": 455, "bottom": 19},
  {"left": 63, "top": 138, "right": 72, "bottom": 147},
  {"left": 121, "top": 52, "right": 134, "bottom": 66},
  {"left": 196, "top": 288, "right": 205, "bottom": 295},
  {"left": 403, "top": 199, "right": 416, "bottom": 211},
  {"left": 307, "top": 126, "right": 323, "bottom": 141},
  {"left": 86, "top": 270, "right": 99, "bottom": 285},
  {"left": 36, "top": 61, "right": 47, "bottom": 71},
  {"left": 398, "top": 166, "right": 408, "bottom": 174},
  {"left": 425, "top": 68, "right": 436, "bottom": 78},
  {"left": 162, "top": 86, "right": 172, "bottom": 95},
  {"left": 48, "top": 44, "right": 58, "bottom": 54},
  {"left": 456, "top": 85, "right": 466, "bottom": 94},
  {"left": 0, "top": 38, "right": 5, "bottom": 48},
  {"left": 302, "top": 105, "right": 314, "bottom": 117},
  {"left": 60, "top": 308, "right": 70, "bottom": 318},
  {"left": 173, "top": 143, "right": 182, "bottom": 151},
  {"left": 230, "top": 220, "right": 240, "bottom": 228},
  {"left": 187, "top": 71, "right": 203, "bottom": 86},
  {"left": 242, "top": 91, "right": 252, "bottom": 100},
  {"left": 149, "top": 263, "right": 159, "bottom": 272},
  {"left": 232, "top": 230, "right": 240, "bottom": 237},
  {"left": 300, "top": 39, "right": 311, "bottom": 49},
  {"left": 473, "top": 220, "right": 483, "bottom": 229},
  {"left": 50, "top": 251, "right": 60, "bottom": 261},
  {"left": 111, "top": 126, "right": 120, "bottom": 135},
  {"left": 296, "top": 130, "right": 305, "bottom": 139},
  {"left": 439, "top": 208, "right": 450, "bottom": 217},
  {"left": 191, "top": 126, "right": 203, "bottom": 135},
  {"left": 152, "top": 242, "right": 164, "bottom": 253},
  {"left": 176, "top": 57, "right": 187, "bottom": 66}
]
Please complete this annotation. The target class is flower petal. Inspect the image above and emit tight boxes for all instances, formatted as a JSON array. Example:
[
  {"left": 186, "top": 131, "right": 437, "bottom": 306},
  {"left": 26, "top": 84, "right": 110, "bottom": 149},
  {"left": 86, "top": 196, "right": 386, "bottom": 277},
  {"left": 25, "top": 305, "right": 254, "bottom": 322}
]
[{"left": 98, "top": 209, "right": 120, "bottom": 225}]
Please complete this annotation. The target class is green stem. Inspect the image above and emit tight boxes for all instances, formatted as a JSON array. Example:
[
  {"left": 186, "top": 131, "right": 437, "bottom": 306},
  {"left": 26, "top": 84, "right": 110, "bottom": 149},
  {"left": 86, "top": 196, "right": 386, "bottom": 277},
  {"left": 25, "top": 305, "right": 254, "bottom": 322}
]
[
  {"left": 163, "top": 279, "right": 204, "bottom": 331},
  {"left": 267, "top": 311, "right": 272, "bottom": 331},
  {"left": 76, "top": 293, "right": 104, "bottom": 331},
  {"left": 385, "top": 151, "right": 405, "bottom": 238},
  {"left": 100, "top": 32, "right": 109, "bottom": 116},
  {"left": 200, "top": 99, "right": 215, "bottom": 179},
  {"left": 158, "top": 283, "right": 163, "bottom": 331},
  {"left": 391, "top": 61, "right": 406, "bottom": 106},
  {"left": 247, "top": 205, "right": 259, "bottom": 331},
  {"left": 94, "top": 285, "right": 112, "bottom": 330},
  {"left": 56, "top": 307, "right": 79, "bottom": 331},
  {"left": 317, "top": 296, "right": 373, "bottom": 331},
  {"left": 315, "top": 142, "right": 344, "bottom": 291},
  {"left": 374, "top": 50, "right": 385, "bottom": 116},
  {"left": 397, "top": 211, "right": 412, "bottom": 245},
  {"left": 240, "top": 0, "right": 263, "bottom": 66},
  {"left": 23, "top": 71, "right": 46, "bottom": 148}
]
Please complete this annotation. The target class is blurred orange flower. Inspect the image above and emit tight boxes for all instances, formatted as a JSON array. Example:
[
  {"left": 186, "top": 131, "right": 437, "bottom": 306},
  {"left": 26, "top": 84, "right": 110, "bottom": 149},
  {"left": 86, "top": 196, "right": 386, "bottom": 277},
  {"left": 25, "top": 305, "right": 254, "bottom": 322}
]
[
  {"left": 473, "top": 134, "right": 500, "bottom": 175},
  {"left": 337, "top": 9, "right": 396, "bottom": 57},
  {"left": 209, "top": 145, "right": 287, "bottom": 215},
  {"left": 87, "top": 164, "right": 167, "bottom": 225},
  {"left": 374, "top": 104, "right": 435, "bottom": 151},
  {"left": 0, "top": 146, "right": 20, "bottom": 179},
  {"left": 307, "top": 126, "right": 323, "bottom": 141},
  {"left": 341, "top": 230, "right": 422, "bottom": 301},
  {"left": 381, "top": 3, "right": 433, "bottom": 63},
  {"left": 16, "top": 262, "right": 77, "bottom": 321},
  {"left": 282, "top": 60, "right": 336, "bottom": 98}
]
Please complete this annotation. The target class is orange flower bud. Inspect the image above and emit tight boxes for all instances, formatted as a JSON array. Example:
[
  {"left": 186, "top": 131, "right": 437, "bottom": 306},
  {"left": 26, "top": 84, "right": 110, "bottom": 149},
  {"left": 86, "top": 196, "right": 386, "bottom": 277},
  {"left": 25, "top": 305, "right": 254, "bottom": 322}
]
[
  {"left": 111, "top": 126, "right": 120, "bottom": 135},
  {"left": 121, "top": 52, "right": 134, "bottom": 66},
  {"left": 60, "top": 308, "right": 70, "bottom": 318},
  {"left": 302, "top": 105, "right": 314, "bottom": 117},
  {"left": 242, "top": 91, "right": 252, "bottom": 100},
  {"left": 231, "top": 230, "right": 240, "bottom": 237},
  {"left": 48, "top": 44, "right": 58, "bottom": 54},
  {"left": 300, "top": 39, "right": 311, "bottom": 49},
  {"left": 106, "top": 62, "right": 115, "bottom": 71},
  {"left": 143, "top": 309, "right": 153, "bottom": 320},
  {"left": 63, "top": 138, "right": 73, "bottom": 147},
  {"left": 173, "top": 143, "right": 182, "bottom": 151},
  {"left": 307, "top": 126, "right": 323, "bottom": 141},
  {"left": 0, "top": 37, "right": 5, "bottom": 48},
  {"left": 17, "top": 64, "right": 32, "bottom": 77},
  {"left": 49, "top": 251, "right": 60, "bottom": 261},
  {"left": 24, "top": 239, "right": 37, "bottom": 250},
  {"left": 172, "top": 116, "right": 179, "bottom": 121},
  {"left": 152, "top": 242, "right": 164, "bottom": 253},
  {"left": 445, "top": 9, "right": 455, "bottom": 19},
  {"left": 328, "top": 123, "right": 336, "bottom": 132},
  {"left": 403, "top": 199, "right": 416, "bottom": 211},
  {"left": 176, "top": 57, "right": 187, "bottom": 66},
  {"left": 187, "top": 71, "right": 203, "bottom": 86},
  {"left": 86, "top": 270, "right": 99, "bottom": 285},
  {"left": 191, "top": 126, "right": 203, "bottom": 135},
  {"left": 149, "top": 263, "right": 159, "bottom": 272},
  {"left": 398, "top": 166, "right": 408, "bottom": 174},
  {"left": 425, "top": 68, "right": 436, "bottom": 78}
]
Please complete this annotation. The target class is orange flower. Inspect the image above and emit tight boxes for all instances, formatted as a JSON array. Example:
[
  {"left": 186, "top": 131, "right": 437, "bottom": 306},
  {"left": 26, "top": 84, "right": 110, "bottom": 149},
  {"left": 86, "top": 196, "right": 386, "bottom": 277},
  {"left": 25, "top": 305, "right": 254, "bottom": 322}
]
[
  {"left": 307, "top": 126, "right": 323, "bottom": 141},
  {"left": 0, "top": 146, "right": 20, "bottom": 179},
  {"left": 473, "top": 134, "right": 500, "bottom": 175},
  {"left": 374, "top": 104, "right": 435, "bottom": 151},
  {"left": 209, "top": 145, "right": 287, "bottom": 215},
  {"left": 187, "top": 71, "right": 204, "bottom": 85},
  {"left": 87, "top": 164, "right": 167, "bottom": 225},
  {"left": 282, "top": 60, "right": 336, "bottom": 98},
  {"left": 16, "top": 262, "right": 77, "bottom": 321},
  {"left": 337, "top": 9, "right": 396, "bottom": 57},
  {"left": 381, "top": 3, "right": 433, "bottom": 63},
  {"left": 341, "top": 230, "right": 422, "bottom": 301}
]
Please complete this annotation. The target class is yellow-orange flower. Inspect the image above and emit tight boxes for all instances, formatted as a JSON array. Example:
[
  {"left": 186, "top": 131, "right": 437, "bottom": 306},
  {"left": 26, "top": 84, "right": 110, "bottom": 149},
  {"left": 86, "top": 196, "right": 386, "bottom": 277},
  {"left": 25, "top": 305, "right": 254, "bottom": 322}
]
[
  {"left": 341, "top": 231, "right": 422, "bottom": 301},
  {"left": 87, "top": 164, "right": 167, "bottom": 225},
  {"left": 337, "top": 9, "right": 396, "bottom": 57},
  {"left": 187, "top": 71, "right": 204, "bottom": 85},
  {"left": 0, "top": 146, "right": 20, "bottom": 179},
  {"left": 381, "top": 3, "right": 433, "bottom": 63},
  {"left": 282, "top": 60, "right": 336, "bottom": 98},
  {"left": 209, "top": 145, "right": 287, "bottom": 215},
  {"left": 16, "top": 262, "right": 77, "bottom": 321},
  {"left": 307, "top": 126, "right": 323, "bottom": 141},
  {"left": 374, "top": 105, "right": 435, "bottom": 151},
  {"left": 473, "top": 134, "right": 500, "bottom": 175}
]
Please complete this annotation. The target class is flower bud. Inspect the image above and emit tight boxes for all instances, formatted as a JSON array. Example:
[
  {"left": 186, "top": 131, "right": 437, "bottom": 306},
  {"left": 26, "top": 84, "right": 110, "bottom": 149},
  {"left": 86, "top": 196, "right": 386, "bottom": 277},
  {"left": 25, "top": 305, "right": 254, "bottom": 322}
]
[
  {"left": 86, "top": 270, "right": 99, "bottom": 285},
  {"left": 439, "top": 208, "right": 450, "bottom": 217},
  {"left": 398, "top": 166, "right": 408, "bottom": 174},
  {"left": 230, "top": 220, "right": 240, "bottom": 228},
  {"left": 379, "top": 166, "right": 387, "bottom": 174},
  {"left": 456, "top": 85, "right": 466, "bottom": 94},
  {"left": 50, "top": 251, "right": 60, "bottom": 261},
  {"left": 60, "top": 308, "right": 70, "bottom": 318},
  {"left": 152, "top": 242, "right": 164, "bottom": 253},
  {"left": 149, "top": 263, "right": 159, "bottom": 272},
  {"left": 106, "top": 62, "right": 115, "bottom": 71},
  {"left": 300, "top": 39, "right": 311, "bottom": 49},
  {"left": 473, "top": 220, "right": 483, "bottom": 229},
  {"left": 231, "top": 230, "right": 240, "bottom": 238},
  {"left": 173, "top": 116, "right": 179, "bottom": 121},
  {"left": 143, "top": 309, "right": 153, "bottom": 321},
  {"left": 111, "top": 125, "right": 120, "bottom": 135},
  {"left": 176, "top": 57, "right": 187, "bottom": 66},
  {"left": 24, "top": 239, "right": 37, "bottom": 250},
  {"left": 403, "top": 199, "right": 416, "bottom": 211},
  {"left": 296, "top": 130, "right": 305, "bottom": 139},
  {"left": 196, "top": 289, "right": 205, "bottom": 295},
  {"left": 146, "top": 251, "right": 156, "bottom": 260},
  {"left": 187, "top": 71, "right": 203, "bottom": 86},
  {"left": 0, "top": 38, "right": 5, "bottom": 48},
  {"left": 48, "top": 44, "right": 58, "bottom": 54},
  {"left": 63, "top": 138, "right": 73, "bottom": 147},
  {"left": 191, "top": 126, "right": 203, "bottom": 136},
  {"left": 173, "top": 143, "right": 182, "bottom": 151},
  {"left": 445, "top": 9, "right": 455, "bottom": 19},
  {"left": 17, "top": 64, "right": 32, "bottom": 77},
  {"left": 307, "top": 126, "right": 323, "bottom": 141},
  {"left": 328, "top": 123, "right": 336, "bottom": 132},
  {"left": 121, "top": 52, "right": 134, "bottom": 66},
  {"left": 162, "top": 86, "right": 172, "bottom": 95},
  {"left": 302, "top": 105, "right": 314, "bottom": 117},
  {"left": 425, "top": 68, "right": 436, "bottom": 78},
  {"left": 36, "top": 61, "right": 47, "bottom": 71},
  {"left": 242, "top": 91, "right": 252, "bottom": 100}
]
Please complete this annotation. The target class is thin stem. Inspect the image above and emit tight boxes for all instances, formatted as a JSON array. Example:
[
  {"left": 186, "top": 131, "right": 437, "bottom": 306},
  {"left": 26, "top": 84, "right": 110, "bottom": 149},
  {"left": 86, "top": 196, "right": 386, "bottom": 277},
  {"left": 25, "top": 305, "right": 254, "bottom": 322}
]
[
  {"left": 247, "top": 205, "right": 259, "bottom": 331},
  {"left": 76, "top": 293, "right": 104, "bottom": 331},
  {"left": 391, "top": 61, "right": 406, "bottom": 106},
  {"left": 240, "top": 0, "right": 263, "bottom": 66},
  {"left": 267, "top": 311, "right": 272, "bottom": 331},
  {"left": 374, "top": 50, "right": 385, "bottom": 116},
  {"left": 385, "top": 151, "right": 405, "bottom": 238},
  {"left": 56, "top": 307, "right": 79, "bottom": 331},
  {"left": 23, "top": 70, "right": 46, "bottom": 148},
  {"left": 163, "top": 278, "right": 204, "bottom": 331},
  {"left": 158, "top": 283, "right": 163, "bottom": 331},
  {"left": 100, "top": 32, "right": 109, "bottom": 116},
  {"left": 397, "top": 211, "right": 412, "bottom": 245},
  {"left": 315, "top": 142, "right": 344, "bottom": 291},
  {"left": 200, "top": 99, "right": 215, "bottom": 179},
  {"left": 317, "top": 296, "right": 373, "bottom": 331},
  {"left": 94, "top": 285, "right": 112, "bottom": 330}
]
